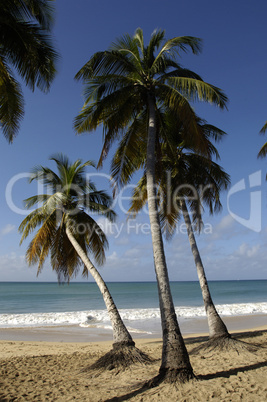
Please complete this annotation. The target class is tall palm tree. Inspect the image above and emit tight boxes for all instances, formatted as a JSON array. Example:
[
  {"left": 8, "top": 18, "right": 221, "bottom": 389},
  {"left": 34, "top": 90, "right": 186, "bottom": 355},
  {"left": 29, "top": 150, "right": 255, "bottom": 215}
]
[
  {"left": 74, "top": 28, "right": 228, "bottom": 382},
  {"left": 180, "top": 200, "right": 229, "bottom": 337},
  {"left": 176, "top": 153, "right": 230, "bottom": 340},
  {"left": 132, "top": 155, "right": 231, "bottom": 340},
  {"left": 149, "top": 121, "right": 232, "bottom": 342},
  {"left": 0, "top": 0, "right": 58, "bottom": 142},
  {"left": 114, "top": 113, "right": 231, "bottom": 341},
  {"left": 19, "top": 155, "right": 150, "bottom": 364}
]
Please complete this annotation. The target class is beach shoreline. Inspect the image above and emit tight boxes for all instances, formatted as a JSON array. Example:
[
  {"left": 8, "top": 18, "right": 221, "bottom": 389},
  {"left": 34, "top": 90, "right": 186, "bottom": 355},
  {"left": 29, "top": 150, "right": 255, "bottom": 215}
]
[{"left": 0, "top": 313, "right": 266, "bottom": 343}]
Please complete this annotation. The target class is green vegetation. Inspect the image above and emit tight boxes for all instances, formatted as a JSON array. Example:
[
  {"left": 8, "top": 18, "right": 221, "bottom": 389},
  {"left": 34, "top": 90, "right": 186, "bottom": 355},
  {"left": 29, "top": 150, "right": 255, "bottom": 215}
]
[{"left": 0, "top": 0, "right": 58, "bottom": 142}]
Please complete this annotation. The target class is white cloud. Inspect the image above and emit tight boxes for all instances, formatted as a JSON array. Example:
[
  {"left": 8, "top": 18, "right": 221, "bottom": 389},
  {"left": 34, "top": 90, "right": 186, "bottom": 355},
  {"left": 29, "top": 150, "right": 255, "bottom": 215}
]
[
  {"left": 237, "top": 243, "right": 260, "bottom": 258},
  {"left": 106, "top": 251, "right": 118, "bottom": 263},
  {"left": 217, "top": 215, "right": 234, "bottom": 230},
  {"left": 0, "top": 252, "right": 60, "bottom": 282},
  {"left": 0, "top": 252, "right": 28, "bottom": 280},
  {"left": 1, "top": 224, "right": 16, "bottom": 236},
  {"left": 211, "top": 214, "right": 235, "bottom": 240}
]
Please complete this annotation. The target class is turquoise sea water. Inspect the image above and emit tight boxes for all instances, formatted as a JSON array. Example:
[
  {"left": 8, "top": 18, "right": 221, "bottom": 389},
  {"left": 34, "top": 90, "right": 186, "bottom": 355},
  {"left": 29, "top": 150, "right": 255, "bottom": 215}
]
[{"left": 0, "top": 281, "right": 266, "bottom": 333}]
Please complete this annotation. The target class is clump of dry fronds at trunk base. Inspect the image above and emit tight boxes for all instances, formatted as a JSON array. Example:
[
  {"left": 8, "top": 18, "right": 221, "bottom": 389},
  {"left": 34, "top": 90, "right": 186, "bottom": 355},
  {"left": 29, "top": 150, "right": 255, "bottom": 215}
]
[{"left": 81, "top": 341, "right": 154, "bottom": 374}]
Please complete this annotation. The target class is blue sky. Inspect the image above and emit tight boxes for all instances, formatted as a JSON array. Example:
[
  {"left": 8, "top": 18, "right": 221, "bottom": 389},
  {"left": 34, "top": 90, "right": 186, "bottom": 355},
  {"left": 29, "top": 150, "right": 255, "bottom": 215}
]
[{"left": 0, "top": 0, "right": 267, "bottom": 282}]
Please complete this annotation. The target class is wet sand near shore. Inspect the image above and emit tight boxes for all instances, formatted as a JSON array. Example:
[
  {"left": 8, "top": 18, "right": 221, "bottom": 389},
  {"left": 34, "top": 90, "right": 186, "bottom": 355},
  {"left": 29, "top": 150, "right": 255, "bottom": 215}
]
[{"left": 0, "top": 313, "right": 266, "bottom": 343}]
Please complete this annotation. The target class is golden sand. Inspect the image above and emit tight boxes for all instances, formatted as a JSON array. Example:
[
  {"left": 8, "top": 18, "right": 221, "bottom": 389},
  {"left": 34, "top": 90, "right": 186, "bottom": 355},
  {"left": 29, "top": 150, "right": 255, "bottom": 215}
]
[{"left": 1, "top": 326, "right": 267, "bottom": 401}]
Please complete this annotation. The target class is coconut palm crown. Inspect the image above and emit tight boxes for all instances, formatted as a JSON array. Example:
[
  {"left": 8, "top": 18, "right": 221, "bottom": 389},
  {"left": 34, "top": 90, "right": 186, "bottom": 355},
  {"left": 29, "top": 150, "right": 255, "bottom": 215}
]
[
  {"left": 74, "top": 27, "right": 227, "bottom": 163},
  {"left": 0, "top": 0, "right": 58, "bottom": 142},
  {"left": 19, "top": 154, "right": 116, "bottom": 282},
  {"left": 127, "top": 119, "right": 230, "bottom": 235}
]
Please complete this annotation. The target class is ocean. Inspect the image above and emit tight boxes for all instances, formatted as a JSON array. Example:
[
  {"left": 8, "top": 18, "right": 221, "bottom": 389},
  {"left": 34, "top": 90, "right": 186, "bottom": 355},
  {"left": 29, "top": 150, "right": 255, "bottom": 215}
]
[{"left": 0, "top": 281, "right": 266, "bottom": 336}]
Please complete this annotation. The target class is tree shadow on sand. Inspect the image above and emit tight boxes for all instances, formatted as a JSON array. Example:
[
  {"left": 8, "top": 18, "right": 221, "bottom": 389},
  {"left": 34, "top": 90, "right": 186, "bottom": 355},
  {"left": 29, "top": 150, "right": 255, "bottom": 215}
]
[
  {"left": 233, "top": 329, "right": 267, "bottom": 346},
  {"left": 103, "top": 331, "right": 267, "bottom": 402},
  {"left": 197, "top": 359, "right": 267, "bottom": 380},
  {"left": 190, "top": 329, "right": 267, "bottom": 355},
  {"left": 104, "top": 360, "right": 267, "bottom": 402},
  {"left": 182, "top": 329, "right": 267, "bottom": 351}
]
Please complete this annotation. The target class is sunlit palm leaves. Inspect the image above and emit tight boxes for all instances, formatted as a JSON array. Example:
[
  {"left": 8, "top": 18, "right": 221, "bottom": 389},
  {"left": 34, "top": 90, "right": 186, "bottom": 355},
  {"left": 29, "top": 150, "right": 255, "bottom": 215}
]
[
  {"left": 74, "top": 27, "right": 228, "bottom": 167},
  {"left": 19, "top": 154, "right": 116, "bottom": 282}
]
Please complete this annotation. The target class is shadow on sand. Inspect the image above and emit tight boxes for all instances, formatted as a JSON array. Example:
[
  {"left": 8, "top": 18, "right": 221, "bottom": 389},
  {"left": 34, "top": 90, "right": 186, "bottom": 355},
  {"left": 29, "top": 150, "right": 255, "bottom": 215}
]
[
  {"left": 105, "top": 359, "right": 267, "bottom": 402},
  {"left": 104, "top": 329, "right": 267, "bottom": 402}
]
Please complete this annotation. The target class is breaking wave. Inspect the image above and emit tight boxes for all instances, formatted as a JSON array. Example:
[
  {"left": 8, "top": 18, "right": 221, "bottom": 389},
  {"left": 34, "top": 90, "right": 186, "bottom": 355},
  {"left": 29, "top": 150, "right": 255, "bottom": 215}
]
[{"left": 0, "top": 302, "right": 266, "bottom": 329}]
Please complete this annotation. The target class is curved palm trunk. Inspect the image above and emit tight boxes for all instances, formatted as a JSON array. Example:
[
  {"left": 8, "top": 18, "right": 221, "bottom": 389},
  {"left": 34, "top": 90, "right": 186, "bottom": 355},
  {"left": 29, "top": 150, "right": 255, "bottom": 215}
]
[
  {"left": 66, "top": 226, "right": 134, "bottom": 346},
  {"left": 181, "top": 200, "right": 229, "bottom": 338},
  {"left": 146, "top": 96, "right": 193, "bottom": 380}
]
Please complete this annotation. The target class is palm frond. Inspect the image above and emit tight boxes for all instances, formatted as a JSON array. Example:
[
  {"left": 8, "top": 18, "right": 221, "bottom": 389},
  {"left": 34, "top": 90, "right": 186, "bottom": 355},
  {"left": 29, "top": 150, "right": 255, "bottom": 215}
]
[
  {"left": 23, "top": 0, "right": 55, "bottom": 30},
  {"left": 74, "top": 83, "right": 140, "bottom": 137},
  {"left": 1, "top": 18, "right": 57, "bottom": 91},
  {"left": 161, "top": 67, "right": 203, "bottom": 81},
  {"left": 258, "top": 123, "right": 267, "bottom": 159},
  {"left": 25, "top": 212, "right": 56, "bottom": 267},
  {"left": 260, "top": 121, "right": 267, "bottom": 134},
  {"left": 167, "top": 77, "right": 228, "bottom": 109},
  {"left": 0, "top": 57, "right": 24, "bottom": 142},
  {"left": 29, "top": 165, "right": 61, "bottom": 188},
  {"left": 1, "top": 0, "right": 55, "bottom": 30},
  {"left": 258, "top": 142, "right": 267, "bottom": 159},
  {"left": 19, "top": 207, "right": 47, "bottom": 243},
  {"left": 23, "top": 194, "right": 52, "bottom": 209},
  {"left": 50, "top": 224, "right": 82, "bottom": 283},
  {"left": 110, "top": 113, "right": 147, "bottom": 188},
  {"left": 144, "top": 28, "right": 166, "bottom": 68},
  {"left": 0, "top": 0, "right": 57, "bottom": 140},
  {"left": 154, "top": 36, "right": 202, "bottom": 69},
  {"left": 19, "top": 155, "right": 116, "bottom": 282},
  {"left": 75, "top": 50, "right": 140, "bottom": 82},
  {"left": 133, "top": 27, "right": 145, "bottom": 56},
  {"left": 128, "top": 175, "right": 148, "bottom": 218}
]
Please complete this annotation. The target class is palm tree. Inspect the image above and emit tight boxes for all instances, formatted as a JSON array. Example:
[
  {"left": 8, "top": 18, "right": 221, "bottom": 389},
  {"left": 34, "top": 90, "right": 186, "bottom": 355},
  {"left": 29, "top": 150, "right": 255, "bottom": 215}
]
[
  {"left": 19, "top": 154, "right": 150, "bottom": 369},
  {"left": 115, "top": 115, "right": 259, "bottom": 358},
  {"left": 115, "top": 114, "right": 231, "bottom": 341},
  {"left": 74, "top": 28, "right": 228, "bottom": 383},
  {"left": 154, "top": 123, "right": 232, "bottom": 342},
  {"left": 154, "top": 152, "right": 231, "bottom": 341},
  {"left": 0, "top": 0, "right": 58, "bottom": 142}
]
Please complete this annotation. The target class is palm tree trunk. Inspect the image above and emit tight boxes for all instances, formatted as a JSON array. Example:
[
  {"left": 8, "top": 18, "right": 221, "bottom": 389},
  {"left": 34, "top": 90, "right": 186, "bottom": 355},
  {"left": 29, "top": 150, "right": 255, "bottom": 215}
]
[
  {"left": 181, "top": 199, "right": 229, "bottom": 338},
  {"left": 66, "top": 226, "right": 134, "bottom": 346},
  {"left": 146, "top": 96, "right": 193, "bottom": 380}
]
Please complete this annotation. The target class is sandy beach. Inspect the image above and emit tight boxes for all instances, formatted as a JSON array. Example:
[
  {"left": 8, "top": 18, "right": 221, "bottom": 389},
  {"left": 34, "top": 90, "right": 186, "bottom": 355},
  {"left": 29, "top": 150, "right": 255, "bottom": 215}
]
[{"left": 1, "top": 321, "right": 267, "bottom": 401}]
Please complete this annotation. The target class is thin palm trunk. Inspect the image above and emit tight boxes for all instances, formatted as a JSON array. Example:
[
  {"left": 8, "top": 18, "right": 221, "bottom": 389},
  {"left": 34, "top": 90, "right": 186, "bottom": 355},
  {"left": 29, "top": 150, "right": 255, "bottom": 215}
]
[
  {"left": 181, "top": 200, "right": 229, "bottom": 338},
  {"left": 146, "top": 96, "right": 193, "bottom": 379},
  {"left": 66, "top": 226, "right": 134, "bottom": 346}
]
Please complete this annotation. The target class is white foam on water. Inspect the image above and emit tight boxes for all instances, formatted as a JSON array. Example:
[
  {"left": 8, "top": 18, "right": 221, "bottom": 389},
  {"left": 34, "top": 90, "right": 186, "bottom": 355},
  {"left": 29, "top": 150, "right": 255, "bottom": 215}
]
[{"left": 0, "top": 302, "right": 266, "bottom": 329}]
